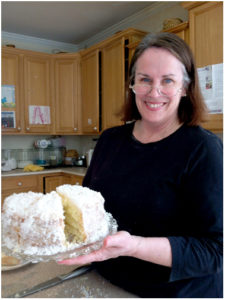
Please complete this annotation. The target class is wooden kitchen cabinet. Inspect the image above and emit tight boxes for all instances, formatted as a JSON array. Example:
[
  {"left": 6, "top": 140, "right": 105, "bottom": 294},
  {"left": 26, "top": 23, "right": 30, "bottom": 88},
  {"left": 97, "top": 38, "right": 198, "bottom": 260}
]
[
  {"left": 163, "top": 21, "right": 189, "bottom": 44},
  {"left": 182, "top": 1, "right": 223, "bottom": 132},
  {"left": 44, "top": 173, "right": 84, "bottom": 193},
  {"left": 80, "top": 28, "right": 147, "bottom": 133},
  {"left": 2, "top": 48, "right": 23, "bottom": 134},
  {"left": 23, "top": 52, "right": 53, "bottom": 134},
  {"left": 2, "top": 175, "right": 43, "bottom": 206},
  {"left": 101, "top": 38, "right": 125, "bottom": 129},
  {"left": 2, "top": 47, "right": 54, "bottom": 135},
  {"left": 81, "top": 49, "right": 100, "bottom": 134},
  {"left": 54, "top": 53, "right": 81, "bottom": 134}
]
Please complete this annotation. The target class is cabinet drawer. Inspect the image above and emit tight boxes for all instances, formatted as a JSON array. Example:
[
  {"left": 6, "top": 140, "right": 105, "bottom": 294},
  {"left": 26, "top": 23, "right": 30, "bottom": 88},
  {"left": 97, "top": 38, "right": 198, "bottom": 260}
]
[{"left": 2, "top": 175, "right": 39, "bottom": 191}]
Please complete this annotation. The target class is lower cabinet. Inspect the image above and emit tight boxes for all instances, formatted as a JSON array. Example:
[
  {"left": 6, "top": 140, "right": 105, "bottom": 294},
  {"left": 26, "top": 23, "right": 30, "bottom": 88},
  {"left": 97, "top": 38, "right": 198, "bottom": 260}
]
[
  {"left": 1, "top": 172, "right": 84, "bottom": 205},
  {"left": 1, "top": 175, "right": 43, "bottom": 206},
  {"left": 44, "top": 173, "right": 84, "bottom": 193}
]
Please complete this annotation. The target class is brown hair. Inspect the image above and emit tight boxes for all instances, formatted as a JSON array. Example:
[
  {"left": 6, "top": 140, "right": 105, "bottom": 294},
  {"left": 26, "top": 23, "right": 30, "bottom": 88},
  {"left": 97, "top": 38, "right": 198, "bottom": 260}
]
[{"left": 121, "top": 32, "right": 208, "bottom": 125}]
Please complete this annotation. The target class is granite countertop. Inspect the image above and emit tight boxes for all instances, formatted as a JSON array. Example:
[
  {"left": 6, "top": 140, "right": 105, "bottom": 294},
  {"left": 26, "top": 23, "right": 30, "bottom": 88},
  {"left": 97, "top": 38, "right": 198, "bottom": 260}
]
[
  {"left": 2, "top": 261, "right": 137, "bottom": 298},
  {"left": 1, "top": 167, "right": 87, "bottom": 177}
]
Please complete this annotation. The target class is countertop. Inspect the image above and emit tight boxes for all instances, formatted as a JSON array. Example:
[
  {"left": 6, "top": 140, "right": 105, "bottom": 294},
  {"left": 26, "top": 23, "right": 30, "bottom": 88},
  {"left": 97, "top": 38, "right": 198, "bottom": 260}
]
[
  {"left": 1, "top": 167, "right": 87, "bottom": 177},
  {"left": 2, "top": 261, "right": 137, "bottom": 298}
]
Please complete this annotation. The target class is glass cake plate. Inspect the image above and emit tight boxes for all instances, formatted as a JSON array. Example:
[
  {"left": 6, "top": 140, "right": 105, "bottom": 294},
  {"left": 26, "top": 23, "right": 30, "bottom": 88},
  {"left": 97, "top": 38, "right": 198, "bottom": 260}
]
[{"left": 2, "top": 213, "right": 118, "bottom": 264}]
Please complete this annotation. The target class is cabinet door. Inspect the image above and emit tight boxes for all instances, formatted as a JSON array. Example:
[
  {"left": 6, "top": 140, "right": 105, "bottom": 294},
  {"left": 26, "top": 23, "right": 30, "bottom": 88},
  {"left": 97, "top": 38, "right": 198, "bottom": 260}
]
[
  {"left": 2, "top": 49, "right": 23, "bottom": 133},
  {"left": 2, "top": 175, "right": 43, "bottom": 206},
  {"left": 23, "top": 54, "right": 53, "bottom": 133},
  {"left": 45, "top": 175, "right": 65, "bottom": 193},
  {"left": 45, "top": 174, "right": 84, "bottom": 193},
  {"left": 102, "top": 38, "right": 125, "bottom": 130},
  {"left": 81, "top": 50, "right": 99, "bottom": 133},
  {"left": 70, "top": 175, "right": 83, "bottom": 186},
  {"left": 188, "top": 2, "right": 223, "bottom": 68},
  {"left": 54, "top": 57, "right": 80, "bottom": 134},
  {"left": 188, "top": 2, "right": 223, "bottom": 132}
]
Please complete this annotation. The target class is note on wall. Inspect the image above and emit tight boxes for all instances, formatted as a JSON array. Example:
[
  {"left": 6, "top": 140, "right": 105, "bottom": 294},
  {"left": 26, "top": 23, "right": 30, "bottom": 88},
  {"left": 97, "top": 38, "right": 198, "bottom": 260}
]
[
  {"left": 197, "top": 63, "right": 223, "bottom": 114},
  {"left": 29, "top": 106, "right": 51, "bottom": 125},
  {"left": 1, "top": 85, "right": 16, "bottom": 108}
]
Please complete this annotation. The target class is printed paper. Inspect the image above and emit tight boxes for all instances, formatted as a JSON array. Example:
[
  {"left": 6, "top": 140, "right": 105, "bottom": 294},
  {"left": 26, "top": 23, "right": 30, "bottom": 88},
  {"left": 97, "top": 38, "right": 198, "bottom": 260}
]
[
  {"left": 197, "top": 63, "right": 223, "bottom": 114},
  {"left": 29, "top": 105, "right": 51, "bottom": 125}
]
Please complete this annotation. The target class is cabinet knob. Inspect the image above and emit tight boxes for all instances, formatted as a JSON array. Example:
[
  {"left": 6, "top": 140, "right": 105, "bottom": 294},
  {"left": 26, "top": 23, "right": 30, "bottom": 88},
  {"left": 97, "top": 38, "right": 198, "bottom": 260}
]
[
  {"left": 17, "top": 127, "right": 21, "bottom": 131},
  {"left": 93, "top": 126, "right": 97, "bottom": 131},
  {"left": 26, "top": 127, "right": 30, "bottom": 131},
  {"left": 18, "top": 182, "right": 22, "bottom": 186},
  {"left": 74, "top": 127, "right": 77, "bottom": 131},
  {"left": 75, "top": 182, "right": 80, "bottom": 185}
]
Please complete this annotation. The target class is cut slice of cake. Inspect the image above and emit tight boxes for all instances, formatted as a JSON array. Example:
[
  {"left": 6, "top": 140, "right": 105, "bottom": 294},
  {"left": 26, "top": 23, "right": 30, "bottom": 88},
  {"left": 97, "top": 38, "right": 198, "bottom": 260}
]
[{"left": 56, "top": 184, "right": 109, "bottom": 244}]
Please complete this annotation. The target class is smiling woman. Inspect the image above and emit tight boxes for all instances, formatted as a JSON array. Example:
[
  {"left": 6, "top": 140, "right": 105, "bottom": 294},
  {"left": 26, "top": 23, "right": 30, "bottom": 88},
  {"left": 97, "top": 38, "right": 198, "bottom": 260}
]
[{"left": 59, "top": 32, "right": 223, "bottom": 298}]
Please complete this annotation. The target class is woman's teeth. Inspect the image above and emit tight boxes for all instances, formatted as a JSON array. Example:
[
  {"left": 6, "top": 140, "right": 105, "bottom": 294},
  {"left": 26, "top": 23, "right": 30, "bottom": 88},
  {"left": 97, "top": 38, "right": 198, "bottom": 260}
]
[{"left": 146, "top": 102, "right": 164, "bottom": 108}]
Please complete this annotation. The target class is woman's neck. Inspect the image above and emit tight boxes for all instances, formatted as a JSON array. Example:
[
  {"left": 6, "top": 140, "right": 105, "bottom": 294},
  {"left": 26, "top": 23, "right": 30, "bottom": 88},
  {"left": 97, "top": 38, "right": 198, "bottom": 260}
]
[{"left": 133, "top": 119, "right": 183, "bottom": 144}]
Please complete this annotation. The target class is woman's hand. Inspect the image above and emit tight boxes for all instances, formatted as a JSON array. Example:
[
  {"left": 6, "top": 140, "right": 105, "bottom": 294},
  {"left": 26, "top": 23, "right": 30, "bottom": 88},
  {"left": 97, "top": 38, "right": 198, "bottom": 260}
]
[
  {"left": 58, "top": 231, "right": 172, "bottom": 267},
  {"left": 57, "top": 231, "right": 137, "bottom": 266}
]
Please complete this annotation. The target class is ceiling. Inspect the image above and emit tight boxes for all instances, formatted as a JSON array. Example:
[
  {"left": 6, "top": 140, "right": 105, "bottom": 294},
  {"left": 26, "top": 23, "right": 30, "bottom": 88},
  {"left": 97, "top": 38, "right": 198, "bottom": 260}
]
[{"left": 2, "top": 1, "right": 153, "bottom": 45}]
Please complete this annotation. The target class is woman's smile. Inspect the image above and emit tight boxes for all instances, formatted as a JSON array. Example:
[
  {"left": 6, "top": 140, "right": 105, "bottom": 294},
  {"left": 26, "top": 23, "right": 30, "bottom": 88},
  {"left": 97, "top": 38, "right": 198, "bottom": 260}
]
[{"left": 144, "top": 100, "right": 167, "bottom": 110}]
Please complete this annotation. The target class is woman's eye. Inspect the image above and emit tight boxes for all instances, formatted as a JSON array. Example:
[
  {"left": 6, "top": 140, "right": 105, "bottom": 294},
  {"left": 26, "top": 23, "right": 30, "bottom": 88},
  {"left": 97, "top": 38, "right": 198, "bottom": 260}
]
[
  {"left": 163, "top": 78, "right": 173, "bottom": 85},
  {"left": 141, "top": 78, "right": 151, "bottom": 83}
]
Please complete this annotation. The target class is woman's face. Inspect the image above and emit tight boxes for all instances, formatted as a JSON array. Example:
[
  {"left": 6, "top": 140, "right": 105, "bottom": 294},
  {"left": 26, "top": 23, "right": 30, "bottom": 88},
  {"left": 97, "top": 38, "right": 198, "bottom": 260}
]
[{"left": 134, "top": 47, "right": 186, "bottom": 128}]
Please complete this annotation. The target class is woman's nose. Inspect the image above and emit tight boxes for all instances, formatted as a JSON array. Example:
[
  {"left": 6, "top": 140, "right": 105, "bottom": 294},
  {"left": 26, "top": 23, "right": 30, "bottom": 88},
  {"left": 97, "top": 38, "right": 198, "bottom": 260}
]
[{"left": 147, "top": 86, "right": 161, "bottom": 97}]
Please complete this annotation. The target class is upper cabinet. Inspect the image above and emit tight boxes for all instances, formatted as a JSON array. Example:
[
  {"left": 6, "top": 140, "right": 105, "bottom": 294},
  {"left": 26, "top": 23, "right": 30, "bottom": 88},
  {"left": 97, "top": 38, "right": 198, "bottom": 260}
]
[
  {"left": 163, "top": 21, "right": 189, "bottom": 44},
  {"left": 182, "top": 1, "right": 223, "bottom": 132},
  {"left": 2, "top": 48, "right": 23, "bottom": 134},
  {"left": 183, "top": 1, "right": 223, "bottom": 67},
  {"left": 2, "top": 47, "right": 81, "bottom": 135},
  {"left": 81, "top": 50, "right": 100, "bottom": 134},
  {"left": 2, "top": 47, "right": 54, "bottom": 135},
  {"left": 54, "top": 53, "right": 81, "bottom": 134},
  {"left": 23, "top": 52, "right": 53, "bottom": 134},
  {"left": 80, "top": 28, "right": 147, "bottom": 134},
  {"left": 101, "top": 37, "right": 125, "bottom": 130}
]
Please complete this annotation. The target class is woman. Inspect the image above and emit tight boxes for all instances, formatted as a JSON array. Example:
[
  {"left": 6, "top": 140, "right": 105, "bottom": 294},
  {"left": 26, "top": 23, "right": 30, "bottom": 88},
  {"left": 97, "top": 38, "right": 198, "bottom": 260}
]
[{"left": 59, "top": 33, "right": 223, "bottom": 298}]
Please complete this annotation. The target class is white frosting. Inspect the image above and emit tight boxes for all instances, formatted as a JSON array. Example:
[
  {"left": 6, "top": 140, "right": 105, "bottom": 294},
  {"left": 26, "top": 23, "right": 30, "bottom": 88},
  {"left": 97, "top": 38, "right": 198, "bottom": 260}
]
[{"left": 2, "top": 186, "right": 110, "bottom": 256}]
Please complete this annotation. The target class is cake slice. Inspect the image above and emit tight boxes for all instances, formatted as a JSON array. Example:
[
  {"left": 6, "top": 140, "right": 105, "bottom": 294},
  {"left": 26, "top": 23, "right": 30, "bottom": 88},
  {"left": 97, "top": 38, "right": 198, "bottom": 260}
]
[{"left": 56, "top": 184, "right": 109, "bottom": 244}]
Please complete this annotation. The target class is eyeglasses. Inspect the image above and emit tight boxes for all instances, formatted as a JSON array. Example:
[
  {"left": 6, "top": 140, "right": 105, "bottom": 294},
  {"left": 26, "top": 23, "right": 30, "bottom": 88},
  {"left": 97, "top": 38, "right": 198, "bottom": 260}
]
[{"left": 129, "top": 83, "right": 182, "bottom": 97}]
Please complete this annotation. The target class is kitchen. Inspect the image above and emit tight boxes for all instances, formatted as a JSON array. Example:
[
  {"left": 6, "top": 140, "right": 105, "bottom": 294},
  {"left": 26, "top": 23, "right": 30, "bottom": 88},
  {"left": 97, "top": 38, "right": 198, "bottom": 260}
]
[{"left": 2, "top": 1, "right": 223, "bottom": 298}]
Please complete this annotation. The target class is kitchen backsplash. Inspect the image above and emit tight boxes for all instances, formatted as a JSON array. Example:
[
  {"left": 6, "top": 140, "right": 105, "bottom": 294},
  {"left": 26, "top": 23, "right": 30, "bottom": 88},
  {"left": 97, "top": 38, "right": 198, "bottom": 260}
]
[{"left": 2, "top": 135, "right": 99, "bottom": 156}]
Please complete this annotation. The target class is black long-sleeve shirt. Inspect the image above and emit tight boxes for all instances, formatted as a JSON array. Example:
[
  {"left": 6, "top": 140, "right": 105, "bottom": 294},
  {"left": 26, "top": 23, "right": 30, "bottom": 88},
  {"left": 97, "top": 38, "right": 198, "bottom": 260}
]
[{"left": 83, "top": 122, "right": 223, "bottom": 298}]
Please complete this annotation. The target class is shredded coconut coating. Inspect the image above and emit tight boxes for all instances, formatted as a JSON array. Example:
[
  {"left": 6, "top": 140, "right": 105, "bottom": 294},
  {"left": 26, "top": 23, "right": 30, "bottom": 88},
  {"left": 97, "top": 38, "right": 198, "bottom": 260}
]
[
  {"left": 2, "top": 191, "right": 66, "bottom": 255},
  {"left": 2, "top": 186, "right": 110, "bottom": 256}
]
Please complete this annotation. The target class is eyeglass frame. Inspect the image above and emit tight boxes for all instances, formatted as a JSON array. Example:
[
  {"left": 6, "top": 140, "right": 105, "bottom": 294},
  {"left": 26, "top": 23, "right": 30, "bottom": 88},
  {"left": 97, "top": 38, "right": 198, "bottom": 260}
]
[{"left": 129, "top": 83, "right": 183, "bottom": 97}]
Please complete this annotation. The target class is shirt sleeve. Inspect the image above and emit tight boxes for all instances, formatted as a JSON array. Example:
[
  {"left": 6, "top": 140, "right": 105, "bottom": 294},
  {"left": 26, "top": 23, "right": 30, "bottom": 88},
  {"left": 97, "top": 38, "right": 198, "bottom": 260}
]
[{"left": 168, "top": 134, "right": 223, "bottom": 282}]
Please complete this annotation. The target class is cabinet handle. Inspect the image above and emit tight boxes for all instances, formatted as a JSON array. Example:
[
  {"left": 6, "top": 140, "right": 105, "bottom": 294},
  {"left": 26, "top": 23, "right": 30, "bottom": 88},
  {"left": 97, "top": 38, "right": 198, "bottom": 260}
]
[
  {"left": 75, "top": 182, "right": 80, "bottom": 185},
  {"left": 18, "top": 182, "right": 22, "bottom": 186},
  {"left": 74, "top": 128, "right": 78, "bottom": 131},
  {"left": 26, "top": 127, "right": 30, "bottom": 131},
  {"left": 93, "top": 126, "right": 97, "bottom": 131},
  {"left": 17, "top": 127, "right": 21, "bottom": 131}
]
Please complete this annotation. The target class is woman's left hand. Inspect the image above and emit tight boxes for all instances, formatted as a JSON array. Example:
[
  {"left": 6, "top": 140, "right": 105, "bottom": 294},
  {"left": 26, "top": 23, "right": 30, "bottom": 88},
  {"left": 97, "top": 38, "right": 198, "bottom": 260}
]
[{"left": 57, "top": 231, "right": 136, "bottom": 266}]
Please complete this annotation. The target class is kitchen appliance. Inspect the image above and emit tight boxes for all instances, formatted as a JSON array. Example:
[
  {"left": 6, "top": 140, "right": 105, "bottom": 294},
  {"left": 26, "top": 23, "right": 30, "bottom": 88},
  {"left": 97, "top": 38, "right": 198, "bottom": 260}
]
[
  {"left": 16, "top": 149, "right": 34, "bottom": 169},
  {"left": 2, "top": 149, "right": 17, "bottom": 171},
  {"left": 33, "top": 148, "right": 65, "bottom": 167},
  {"left": 33, "top": 137, "right": 66, "bottom": 167}
]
